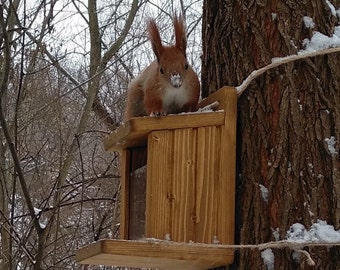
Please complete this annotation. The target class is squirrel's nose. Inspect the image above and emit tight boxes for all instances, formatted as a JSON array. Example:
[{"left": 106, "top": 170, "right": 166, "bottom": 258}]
[{"left": 170, "top": 73, "right": 182, "bottom": 88}]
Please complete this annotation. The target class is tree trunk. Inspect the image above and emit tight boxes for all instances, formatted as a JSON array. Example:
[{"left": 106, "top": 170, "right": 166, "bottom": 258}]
[{"left": 202, "top": 0, "right": 340, "bottom": 269}]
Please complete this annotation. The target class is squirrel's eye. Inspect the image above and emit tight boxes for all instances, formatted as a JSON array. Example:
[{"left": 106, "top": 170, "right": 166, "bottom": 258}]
[
  {"left": 159, "top": 67, "right": 164, "bottom": 74},
  {"left": 184, "top": 63, "right": 188, "bottom": 70}
]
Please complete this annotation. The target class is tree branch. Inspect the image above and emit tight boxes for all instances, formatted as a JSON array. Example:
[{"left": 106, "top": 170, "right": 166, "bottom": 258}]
[
  {"left": 51, "top": 0, "right": 139, "bottom": 215},
  {"left": 236, "top": 47, "right": 340, "bottom": 96}
]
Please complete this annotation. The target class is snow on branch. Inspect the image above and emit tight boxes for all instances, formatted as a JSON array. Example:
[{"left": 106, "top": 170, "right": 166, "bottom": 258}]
[
  {"left": 236, "top": 46, "right": 340, "bottom": 96},
  {"left": 143, "top": 220, "right": 340, "bottom": 267},
  {"left": 236, "top": 16, "right": 340, "bottom": 96}
]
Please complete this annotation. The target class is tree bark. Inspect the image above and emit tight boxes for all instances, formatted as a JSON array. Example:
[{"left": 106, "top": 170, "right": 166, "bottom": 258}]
[{"left": 202, "top": 0, "right": 340, "bottom": 269}]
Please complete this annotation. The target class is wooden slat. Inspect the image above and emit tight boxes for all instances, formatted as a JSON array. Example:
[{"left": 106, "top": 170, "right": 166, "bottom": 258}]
[
  {"left": 217, "top": 87, "right": 237, "bottom": 246},
  {"left": 119, "top": 149, "right": 130, "bottom": 239},
  {"left": 171, "top": 129, "right": 196, "bottom": 242},
  {"left": 76, "top": 239, "right": 234, "bottom": 270},
  {"left": 103, "top": 112, "right": 225, "bottom": 151},
  {"left": 145, "top": 131, "right": 173, "bottom": 239},
  {"left": 198, "top": 86, "right": 231, "bottom": 111},
  {"left": 195, "top": 126, "right": 221, "bottom": 244}
]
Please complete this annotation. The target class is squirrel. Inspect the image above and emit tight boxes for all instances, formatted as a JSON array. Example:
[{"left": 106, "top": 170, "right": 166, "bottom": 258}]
[{"left": 124, "top": 14, "right": 200, "bottom": 121}]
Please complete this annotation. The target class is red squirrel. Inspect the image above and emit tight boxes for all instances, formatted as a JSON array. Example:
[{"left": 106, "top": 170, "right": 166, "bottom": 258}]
[{"left": 124, "top": 14, "right": 200, "bottom": 120}]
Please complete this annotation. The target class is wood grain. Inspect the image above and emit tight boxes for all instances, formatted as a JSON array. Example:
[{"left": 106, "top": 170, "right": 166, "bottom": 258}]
[
  {"left": 77, "top": 86, "right": 238, "bottom": 269},
  {"left": 145, "top": 130, "right": 173, "bottom": 239},
  {"left": 103, "top": 112, "right": 225, "bottom": 151},
  {"left": 76, "top": 239, "right": 234, "bottom": 270}
]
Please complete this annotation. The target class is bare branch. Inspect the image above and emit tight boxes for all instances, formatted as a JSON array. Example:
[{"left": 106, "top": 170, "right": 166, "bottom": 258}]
[{"left": 236, "top": 47, "right": 340, "bottom": 96}]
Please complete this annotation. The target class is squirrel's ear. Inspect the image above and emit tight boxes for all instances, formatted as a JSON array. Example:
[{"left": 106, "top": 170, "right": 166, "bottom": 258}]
[
  {"left": 173, "top": 14, "right": 187, "bottom": 57},
  {"left": 147, "top": 19, "right": 163, "bottom": 62}
]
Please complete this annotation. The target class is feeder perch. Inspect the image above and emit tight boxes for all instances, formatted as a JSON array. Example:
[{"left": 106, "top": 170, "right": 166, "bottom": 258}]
[{"left": 76, "top": 86, "right": 237, "bottom": 270}]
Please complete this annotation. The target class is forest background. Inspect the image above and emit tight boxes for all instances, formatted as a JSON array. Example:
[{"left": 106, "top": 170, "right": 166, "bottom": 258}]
[{"left": 1, "top": 0, "right": 340, "bottom": 269}]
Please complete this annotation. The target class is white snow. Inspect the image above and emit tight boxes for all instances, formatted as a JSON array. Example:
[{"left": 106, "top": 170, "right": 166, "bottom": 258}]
[
  {"left": 259, "top": 184, "right": 269, "bottom": 202},
  {"left": 164, "top": 233, "right": 171, "bottom": 241},
  {"left": 170, "top": 73, "right": 182, "bottom": 87},
  {"left": 134, "top": 165, "right": 147, "bottom": 178},
  {"left": 303, "top": 16, "right": 315, "bottom": 28},
  {"left": 33, "top": 207, "right": 47, "bottom": 229},
  {"left": 326, "top": 0, "right": 337, "bottom": 16},
  {"left": 273, "top": 2, "right": 340, "bottom": 57},
  {"left": 286, "top": 220, "right": 340, "bottom": 242},
  {"left": 261, "top": 248, "right": 274, "bottom": 270},
  {"left": 271, "top": 13, "right": 277, "bottom": 21},
  {"left": 325, "top": 136, "right": 338, "bottom": 156},
  {"left": 302, "top": 27, "right": 340, "bottom": 52},
  {"left": 212, "top": 235, "right": 220, "bottom": 244},
  {"left": 301, "top": 1, "right": 340, "bottom": 54},
  {"left": 34, "top": 207, "right": 42, "bottom": 215}
]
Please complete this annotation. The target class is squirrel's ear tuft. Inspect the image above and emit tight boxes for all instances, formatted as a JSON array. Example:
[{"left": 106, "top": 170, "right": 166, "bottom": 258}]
[
  {"left": 147, "top": 19, "right": 163, "bottom": 62},
  {"left": 173, "top": 14, "right": 187, "bottom": 57}
]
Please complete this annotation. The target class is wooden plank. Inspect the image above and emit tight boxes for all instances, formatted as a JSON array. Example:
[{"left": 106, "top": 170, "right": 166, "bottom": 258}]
[
  {"left": 198, "top": 86, "right": 231, "bottom": 111},
  {"left": 145, "top": 131, "right": 173, "bottom": 240},
  {"left": 119, "top": 149, "right": 130, "bottom": 239},
  {"left": 103, "top": 112, "right": 225, "bottom": 151},
  {"left": 217, "top": 87, "right": 237, "bottom": 246},
  {"left": 195, "top": 126, "right": 220, "bottom": 243},
  {"left": 76, "top": 239, "right": 234, "bottom": 270},
  {"left": 171, "top": 129, "right": 196, "bottom": 242}
]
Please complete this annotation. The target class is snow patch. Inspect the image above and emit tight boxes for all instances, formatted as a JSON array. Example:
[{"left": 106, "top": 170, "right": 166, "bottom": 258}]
[
  {"left": 325, "top": 136, "right": 338, "bottom": 157},
  {"left": 259, "top": 184, "right": 269, "bottom": 202},
  {"left": 34, "top": 207, "right": 42, "bottom": 215},
  {"left": 170, "top": 73, "right": 182, "bottom": 88},
  {"left": 287, "top": 220, "right": 340, "bottom": 242},
  {"left": 261, "top": 248, "right": 274, "bottom": 270},
  {"left": 271, "top": 13, "right": 277, "bottom": 21},
  {"left": 326, "top": 0, "right": 337, "bottom": 16},
  {"left": 134, "top": 165, "right": 147, "bottom": 178},
  {"left": 302, "top": 27, "right": 340, "bottom": 52},
  {"left": 303, "top": 16, "right": 315, "bottom": 28}
]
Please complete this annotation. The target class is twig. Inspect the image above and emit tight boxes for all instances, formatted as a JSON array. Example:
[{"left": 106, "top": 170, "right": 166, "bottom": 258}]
[
  {"left": 197, "top": 101, "right": 220, "bottom": 112},
  {"left": 142, "top": 238, "right": 340, "bottom": 251},
  {"left": 236, "top": 47, "right": 340, "bottom": 97}
]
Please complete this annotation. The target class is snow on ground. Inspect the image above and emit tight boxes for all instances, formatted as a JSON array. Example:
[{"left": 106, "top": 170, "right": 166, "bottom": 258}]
[{"left": 286, "top": 220, "right": 340, "bottom": 242}]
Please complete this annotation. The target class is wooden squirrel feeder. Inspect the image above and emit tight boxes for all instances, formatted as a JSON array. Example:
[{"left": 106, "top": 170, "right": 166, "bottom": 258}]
[{"left": 76, "top": 86, "right": 237, "bottom": 269}]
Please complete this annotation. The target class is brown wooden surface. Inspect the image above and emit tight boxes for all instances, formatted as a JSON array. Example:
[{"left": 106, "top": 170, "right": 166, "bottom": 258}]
[
  {"left": 144, "top": 87, "right": 237, "bottom": 247},
  {"left": 82, "top": 86, "right": 238, "bottom": 269},
  {"left": 171, "top": 128, "right": 197, "bottom": 242},
  {"left": 195, "top": 126, "right": 221, "bottom": 243},
  {"left": 146, "top": 130, "right": 174, "bottom": 239},
  {"left": 76, "top": 239, "right": 234, "bottom": 270},
  {"left": 119, "top": 149, "right": 130, "bottom": 239},
  {"left": 104, "top": 111, "right": 225, "bottom": 151},
  {"left": 217, "top": 87, "right": 237, "bottom": 247}
]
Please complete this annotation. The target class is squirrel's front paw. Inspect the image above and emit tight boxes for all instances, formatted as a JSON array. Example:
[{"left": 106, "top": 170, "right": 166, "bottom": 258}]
[{"left": 150, "top": 111, "right": 167, "bottom": 117}]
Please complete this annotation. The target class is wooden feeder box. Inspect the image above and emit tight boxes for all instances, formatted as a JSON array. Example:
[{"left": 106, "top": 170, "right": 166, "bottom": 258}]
[{"left": 76, "top": 86, "right": 237, "bottom": 269}]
